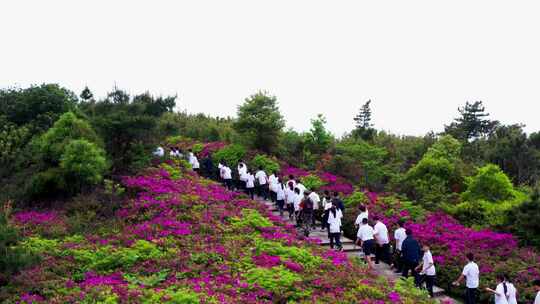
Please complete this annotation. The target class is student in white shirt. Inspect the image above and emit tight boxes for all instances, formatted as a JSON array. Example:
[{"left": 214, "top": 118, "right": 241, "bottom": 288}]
[
  {"left": 416, "top": 244, "right": 436, "bottom": 297},
  {"left": 502, "top": 275, "right": 517, "bottom": 304},
  {"left": 268, "top": 172, "right": 278, "bottom": 203},
  {"left": 188, "top": 150, "right": 200, "bottom": 172},
  {"left": 308, "top": 190, "right": 321, "bottom": 227},
  {"left": 245, "top": 171, "right": 255, "bottom": 199},
  {"left": 321, "top": 191, "right": 333, "bottom": 232},
  {"left": 254, "top": 167, "right": 268, "bottom": 200},
  {"left": 286, "top": 175, "right": 296, "bottom": 190},
  {"left": 285, "top": 183, "right": 296, "bottom": 220},
  {"left": 392, "top": 220, "right": 407, "bottom": 273},
  {"left": 354, "top": 205, "right": 369, "bottom": 230},
  {"left": 238, "top": 162, "right": 248, "bottom": 191},
  {"left": 275, "top": 178, "right": 286, "bottom": 216},
  {"left": 169, "top": 148, "right": 176, "bottom": 158},
  {"left": 153, "top": 146, "right": 164, "bottom": 158},
  {"left": 357, "top": 218, "right": 375, "bottom": 269},
  {"left": 485, "top": 274, "right": 509, "bottom": 304},
  {"left": 533, "top": 280, "right": 540, "bottom": 304},
  {"left": 373, "top": 216, "right": 390, "bottom": 265},
  {"left": 221, "top": 165, "right": 233, "bottom": 190},
  {"left": 295, "top": 179, "right": 306, "bottom": 196},
  {"left": 453, "top": 253, "right": 480, "bottom": 304},
  {"left": 327, "top": 203, "right": 343, "bottom": 251},
  {"left": 293, "top": 188, "right": 302, "bottom": 223}
]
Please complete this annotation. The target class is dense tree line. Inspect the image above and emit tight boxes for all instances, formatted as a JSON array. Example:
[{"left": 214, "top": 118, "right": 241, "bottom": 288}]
[{"left": 2, "top": 83, "right": 540, "bottom": 248}]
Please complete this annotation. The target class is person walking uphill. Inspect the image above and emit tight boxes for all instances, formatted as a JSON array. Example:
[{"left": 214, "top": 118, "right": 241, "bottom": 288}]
[
  {"left": 327, "top": 202, "right": 343, "bottom": 251},
  {"left": 453, "top": 253, "right": 480, "bottom": 304},
  {"left": 373, "top": 216, "right": 390, "bottom": 265},
  {"left": 255, "top": 167, "right": 268, "bottom": 200},
  {"left": 401, "top": 229, "right": 421, "bottom": 280},
  {"left": 357, "top": 218, "right": 376, "bottom": 269},
  {"left": 416, "top": 244, "right": 436, "bottom": 297}
]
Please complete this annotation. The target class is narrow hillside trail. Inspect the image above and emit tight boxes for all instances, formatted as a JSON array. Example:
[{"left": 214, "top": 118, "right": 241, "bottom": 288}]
[{"left": 256, "top": 197, "right": 461, "bottom": 304}]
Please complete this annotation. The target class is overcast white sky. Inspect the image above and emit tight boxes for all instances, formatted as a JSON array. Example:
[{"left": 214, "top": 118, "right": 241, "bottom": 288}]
[{"left": 1, "top": 1, "right": 539, "bottom": 136}]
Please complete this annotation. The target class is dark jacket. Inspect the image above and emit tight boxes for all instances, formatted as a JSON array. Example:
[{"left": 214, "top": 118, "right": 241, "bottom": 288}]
[
  {"left": 401, "top": 236, "right": 421, "bottom": 263},
  {"left": 332, "top": 197, "right": 345, "bottom": 212}
]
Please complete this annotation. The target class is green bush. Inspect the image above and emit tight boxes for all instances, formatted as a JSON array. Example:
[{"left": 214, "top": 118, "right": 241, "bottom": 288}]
[
  {"left": 60, "top": 139, "right": 109, "bottom": 191},
  {"left": 462, "top": 164, "right": 516, "bottom": 203},
  {"left": 343, "top": 191, "right": 368, "bottom": 208},
  {"left": 504, "top": 189, "right": 540, "bottom": 248},
  {"left": 36, "top": 111, "right": 102, "bottom": 164},
  {"left": 253, "top": 239, "right": 322, "bottom": 269},
  {"left": 0, "top": 213, "right": 38, "bottom": 280},
  {"left": 243, "top": 266, "right": 301, "bottom": 297},
  {"left": 250, "top": 154, "right": 280, "bottom": 174},
  {"left": 300, "top": 174, "right": 326, "bottom": 191},
  {"left": 191, "top": 143, "right": 204, "bottom": 154},
  {"left": 230, "top": 209, "right": 273, "bottom": 230},
  {"left": 212, "top": 144, "right": 246, "bottom": 167}
]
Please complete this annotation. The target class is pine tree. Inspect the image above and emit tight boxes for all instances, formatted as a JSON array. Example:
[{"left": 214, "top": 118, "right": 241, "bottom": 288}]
[
  {"left": 354, "top": 100, "right": 373, "bottom": 129},
  {"left": 80, "top": 86, "right": 94, "bottom": 102},
  {"left": 445, "top": 101, "right": 498, "bottom": 141},
  {"left": 353, "top": 100, "right": 375, "bottom": 140}
]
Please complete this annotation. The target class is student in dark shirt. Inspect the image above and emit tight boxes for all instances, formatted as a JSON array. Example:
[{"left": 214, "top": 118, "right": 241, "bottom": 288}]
[
  {"left": 401, "top": 229, "right": 421, "bottom": 282},
  {"left": 331, "top": 192, "right": 345, "bottom": 212}
]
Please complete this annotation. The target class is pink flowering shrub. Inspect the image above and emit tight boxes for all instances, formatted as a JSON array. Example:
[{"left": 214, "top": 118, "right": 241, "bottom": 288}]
[{"left": 5, "top": 158, "right": 434, "bottom": 304}]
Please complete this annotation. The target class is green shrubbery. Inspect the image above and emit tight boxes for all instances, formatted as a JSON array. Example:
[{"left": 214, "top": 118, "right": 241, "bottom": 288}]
[
  {"left": 403, "top": 135, "right": 464, "bottom": 209},
  {"left": 462, "top": 164, "right": 516, "bottom": 202},
  {"left": 212, "top": 144, "right": 246, "bottom": 166},
  {"left": 0, "top": 212, "right": 38, "bottom": 282},
  {"left": 250, "top": 154, "right": 280, "bottom": 174},
  {"left": 300, "top": 174, "right": 326, "bottom": 191}
]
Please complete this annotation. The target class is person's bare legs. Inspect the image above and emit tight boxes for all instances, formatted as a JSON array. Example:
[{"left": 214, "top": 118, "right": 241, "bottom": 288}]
[{"left": 365, "top": 255, "right": 374, "bottom": 269}]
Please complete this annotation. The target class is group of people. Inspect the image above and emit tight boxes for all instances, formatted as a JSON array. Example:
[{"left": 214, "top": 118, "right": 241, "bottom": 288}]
[
  {"left": 154, "top": 146, "right": 540, "bottom": 304},
  {"left": 216, "top": 161, "right": 348, "bottom": 249},
  {"left": 354, "top": 204, "right": 540, "bottom": 303}
]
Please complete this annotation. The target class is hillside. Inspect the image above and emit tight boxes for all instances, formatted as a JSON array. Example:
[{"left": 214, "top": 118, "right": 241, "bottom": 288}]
[{"left": 1, "top": 160, "right": 435, "bottom": 303}]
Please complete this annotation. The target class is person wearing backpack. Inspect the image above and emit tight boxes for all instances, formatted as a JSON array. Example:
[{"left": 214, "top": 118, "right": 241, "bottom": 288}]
[{"left": 301, "top": 191, "right": 314, "bottom": 229}]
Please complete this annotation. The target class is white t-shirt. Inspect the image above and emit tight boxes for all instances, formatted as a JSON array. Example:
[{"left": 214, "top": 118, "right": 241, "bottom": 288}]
[
  {"left": 357, "top": 224, "right": 375, "bottom": 241},
  {"left": 189, "top": 155, "right": 199, "bottom": 169},
  {"left": 255, "top": 171, "right": 267, "bottom": 185},
  {"left": 293, "top": 193, "right": 302, "bottom": 211},
  {"left": 246, "top": 174, "right": 255, "bottom": 188},
  {"left": 327, "top": 209, "right": 343, "bottom": 233},
  {"left": 373, "top": 221, "right": 389, "bottom": 245},
  {"left": 285, "top": 188, "right": 296, "bottom": 204},
  {"left": 268, "top": 174, "right": 277, "bottom": 192},
  {"left": 421, "top": 250, "right": 436, "bottom": 276},
  {"left": 276, "top": 184, "right": 285, "bottom": 200},
  {"left": 296, "top": 183, "right": 306, "bottom": 195},
  {"left": 238, "top": 165, "right": 248, "bottom": 181},
  {"left": 505, "top": 283, "right": 517, "bottom": 304},
  {"left": 494, "top": 283, "right": 509, "bottom": 304},
  {"left": 534, "top": 291, "right": 540, "bottom": 304},
  {"left": 154, "top": 147, "right": 164, "bottom": 157},
  {"left": 222, "top": 167, "right": 232, "bottom": 179},
  {"left": 308, "top": 192, "right": 320, "bottom": 210},
  {"left": 354, "top": 211, "right": 369, "bottom": 226},
  {"left": 323, "top": 198, "right": 333, "bottom": 210},
  {"left": 169, "top": 150, "right": 176, "bottom": 157},
  {"left": 462, "top": 262, "right": 480, "bottom": 289},
  {"left": 394, "top": 227, "right": 407, "bottom": 251}
]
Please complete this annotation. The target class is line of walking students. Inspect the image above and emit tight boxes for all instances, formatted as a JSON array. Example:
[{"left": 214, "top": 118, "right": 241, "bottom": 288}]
[
  {"left": 166, "top": 149, "right": 540, "bottom": 304},
  {"left": 216, "top": 161, "right": 347, "bottom": 251},
  {"left": 355, "top": 204, "right": 540, "bottom": 303}
]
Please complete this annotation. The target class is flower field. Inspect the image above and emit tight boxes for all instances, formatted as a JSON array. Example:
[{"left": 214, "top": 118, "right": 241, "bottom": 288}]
[
  {"left": 4, "top": 160, "right": 435, "bottom": 303},
  {"left": 278, "top": 162, "right": 540, "bottom": 303}
]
